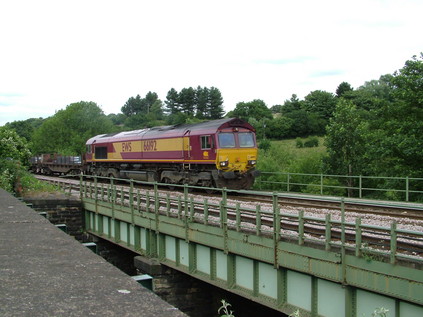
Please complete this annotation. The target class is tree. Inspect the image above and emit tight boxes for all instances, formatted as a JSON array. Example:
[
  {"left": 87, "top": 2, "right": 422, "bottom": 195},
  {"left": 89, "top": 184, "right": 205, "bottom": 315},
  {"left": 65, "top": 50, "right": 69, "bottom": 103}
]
[
  {"left": 364, "top": 54, "right": 423, "bottom": 177},
  {"left": 208, "top": 86, "right": 225, "bottom": 119},
  {"left": 107, "top": 113, "right": 127, "bottom": 126},
  {"left": 0, "top": 127, "right": 32, "bottom": 193},
  {"left": 284, "top": 109, "right": 313, "bottom": 137},
  {"left": 121, "top": 94, "right": 143, "bottom": 116},
  {"left": 195, "top": 86, "right": 209, "bottom": 119},
  {"left": 164, "top": 88, "right": 180, "bottom": 115},
  {"left": 281, "top": 94, "right": 303, "bottom": 114},
  {"left": 228, "top": 99, "right": 272, "bottom": 122},
  {"left": 144, "top": 91, "right": 159, "bottom": 114},
  {"left": 303, "top": 90, "right": 337, "bottom": 120},
  {"left": 391, "top": 53, "right": 423, "bottom": 109},
  {"left": 4, "top": 117, "right": 44, "bottom": 142},
  {"left": 265, "top": 116, "right": 293, "bottom": 139},
  {"left": 324, "top": 99, "right": 367, "bottom": 189},
  {"left": 0, "top": 127, "right": 31, "bottom": 164},
  {"left": 336, "top": 82, "right": 353, "bottom": 98},
  {"left": 31, "top": 101, "right": 115, "bottom": 155},
  {"left": 178, "top": 87, "right": 196, "bottom": 116}
]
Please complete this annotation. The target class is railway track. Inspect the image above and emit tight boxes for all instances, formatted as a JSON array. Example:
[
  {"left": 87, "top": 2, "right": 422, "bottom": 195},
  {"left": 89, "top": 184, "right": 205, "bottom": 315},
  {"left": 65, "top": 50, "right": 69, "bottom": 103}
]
[
  {"left": 231, "top": 191, "right": 423, "bottom": 220},
  {"left": 34, "top": 175, "right": 423, "bottom": 261}
]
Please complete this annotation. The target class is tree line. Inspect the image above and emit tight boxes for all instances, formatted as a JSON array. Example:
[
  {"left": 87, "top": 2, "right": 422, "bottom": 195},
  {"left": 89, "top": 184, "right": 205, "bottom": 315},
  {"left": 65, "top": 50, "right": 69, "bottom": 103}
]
[{"left": 2, "top": 54, "right": 422, "bottom": 189}]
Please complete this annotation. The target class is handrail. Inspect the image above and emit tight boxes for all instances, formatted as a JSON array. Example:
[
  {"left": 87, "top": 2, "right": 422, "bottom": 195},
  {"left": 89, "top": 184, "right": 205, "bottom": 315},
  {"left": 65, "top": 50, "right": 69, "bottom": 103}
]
[
  {"left": 74, "top": 175, "right": 423, "bottom": 266},
  {"left": 255, "top": 171, "right": 423, "bottom": 202}
]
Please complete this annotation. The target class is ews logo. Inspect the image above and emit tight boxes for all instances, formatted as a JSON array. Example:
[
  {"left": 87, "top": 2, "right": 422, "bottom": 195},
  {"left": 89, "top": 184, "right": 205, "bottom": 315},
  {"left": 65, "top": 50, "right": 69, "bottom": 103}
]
[{"left": 122, "top": 142, "right": 132, "bottom": 152}]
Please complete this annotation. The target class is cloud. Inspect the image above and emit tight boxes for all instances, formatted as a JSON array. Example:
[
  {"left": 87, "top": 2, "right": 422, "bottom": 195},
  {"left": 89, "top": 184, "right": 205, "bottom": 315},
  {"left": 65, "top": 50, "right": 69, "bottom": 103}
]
[{"left": 310, "top": 70, "right": 345, "bottom": 78}]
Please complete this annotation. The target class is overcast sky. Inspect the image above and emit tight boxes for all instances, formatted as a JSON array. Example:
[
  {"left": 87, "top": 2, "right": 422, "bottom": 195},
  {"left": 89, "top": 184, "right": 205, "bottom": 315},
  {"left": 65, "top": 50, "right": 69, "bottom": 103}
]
[{"left": 1, "top": 0, "right": 422, "bottom": 126}]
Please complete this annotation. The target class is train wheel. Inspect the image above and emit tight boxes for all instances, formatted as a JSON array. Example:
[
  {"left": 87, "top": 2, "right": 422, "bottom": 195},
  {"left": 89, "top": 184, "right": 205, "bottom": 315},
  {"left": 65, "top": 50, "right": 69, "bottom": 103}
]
[
  {"left": 163, "top": 177, "right": 175, "bottom": 190},
  {"left": 204, "top": 180, "right": 216, "bottom": 194}
]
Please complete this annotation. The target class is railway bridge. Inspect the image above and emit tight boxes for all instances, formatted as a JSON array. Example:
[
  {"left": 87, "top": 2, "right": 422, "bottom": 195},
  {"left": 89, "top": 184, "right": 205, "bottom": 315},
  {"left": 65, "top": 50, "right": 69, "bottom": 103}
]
[{"left": 75, "top": 176, "right": 423, "bottom": 317}]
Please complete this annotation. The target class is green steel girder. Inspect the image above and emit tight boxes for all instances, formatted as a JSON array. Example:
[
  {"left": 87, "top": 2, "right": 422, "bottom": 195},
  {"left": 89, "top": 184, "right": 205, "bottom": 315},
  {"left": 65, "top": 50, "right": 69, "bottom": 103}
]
[{"left": 82, "top": 197, "right": 423, "bottom": 308}]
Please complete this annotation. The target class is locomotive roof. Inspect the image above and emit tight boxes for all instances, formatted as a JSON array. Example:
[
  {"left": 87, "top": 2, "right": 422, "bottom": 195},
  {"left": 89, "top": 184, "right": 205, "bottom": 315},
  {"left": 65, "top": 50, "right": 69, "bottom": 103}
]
[{"left": 86, "top": 118, "right": 254, "bottom": 144}]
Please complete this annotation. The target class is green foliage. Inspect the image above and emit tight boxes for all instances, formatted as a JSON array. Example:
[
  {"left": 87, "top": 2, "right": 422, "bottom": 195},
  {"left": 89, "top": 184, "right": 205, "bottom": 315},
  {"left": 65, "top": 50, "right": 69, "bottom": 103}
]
[
  {"left": 361, "top": 306, "right": 390, "bottom": 317},
  {"left": 0, "top": 159, "right": 56, "bottom": 195},
  {"left": 392, "top": 53, "right": 423, "bottom": 108},
  {"left": 303, "top": 136, "right": 319, "bottom": 148},
  {"left": 303, "top": 90, "right": 337, "bottom": 120},
  {"left": 164, "top": 86, "right": 224, "bottom": 121},
  {"left": 258, "top": 138, "right": 271, "bottom": 151},
  {"left": 228, "top": 99, "right": 273, "bottom": 122},
  {"left": 275, "top": 92, "right": 331, "bottom": 137},
  {"left": 372, "top": 307, "right": 389, "bottom": 317},
  {"left": 0, "top": 127, "right": 32, "bottom": 165},
  {"left": 336, "top": 81, "right": 353, "bottom": 98},
  {"left": 0, "top": 159, "right": 17, "bottom": 192},
  {"left": 324, "top": 99, "right": 367, "bottom": 176},
  {"left": 31, "top": 101, "right": 115, "bottom": 155},
  {"left": 289, "top": 309, "right": 301, "bottom": 317},
  {"left": 107, "top": 113, "right": 127, "bottom": 126},
  {"left": 4, "top": 117, "right": 44, "bottom": 142},
  {"left": 121, "top": 93, "right": 165, "bottom": 128},
  {"left": 19, "top": 171, "right": 58, "bottom": 193},
  {"left": 295, "top": 138, "right": 303, "bottom": 148},
  {"left": 265, "top": 115, "right": 293, "bottom": 139},
  {"left": 305, "top": 178, "right": 346, "bottom": 196},
  {"left": 121, "top": 92, "right": 160, "bottom": 117},
  {"left": 217, "top": 299, "right": 235, "bottom": 317}
]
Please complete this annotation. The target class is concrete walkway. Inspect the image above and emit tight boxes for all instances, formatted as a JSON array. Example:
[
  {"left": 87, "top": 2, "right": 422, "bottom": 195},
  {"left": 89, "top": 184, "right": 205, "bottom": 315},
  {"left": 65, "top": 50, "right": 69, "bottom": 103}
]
[{"left": 0, "top": 189, "right": 186, "bottom": 317}]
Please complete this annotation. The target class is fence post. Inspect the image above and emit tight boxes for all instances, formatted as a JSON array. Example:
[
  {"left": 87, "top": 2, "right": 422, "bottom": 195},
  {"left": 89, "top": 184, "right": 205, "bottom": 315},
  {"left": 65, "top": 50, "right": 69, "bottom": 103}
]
[
  {"left": 320, "top": 174, "right": 323, "bottom": 195},
  {"left": 390, "top": 221, "right": 397, "bottom": 264},
  {"left": 355, "top": 217, "right": 362, "bottom": 257},
  {"left": 359, "top": 175, "right": 362, "bottom": 198},
  {"left": 129, "top": 180, "right": 134, "bottom": 217},
  {"left": 272, "top": 193, "right": 280, "bottom": 268},
  {"left": 298, "top": 210, "right": 304, "bottom": 245},
  {"left": 79, "top": 174, "right": 83, "bottom": 199},
  {"left": 287, "top": 173, "right": 290, "bottom": 192},
  {"left": 405, "top": 176, "right": 409, "bottom": 202},
  {"left": 204, "top": 199, "right": 209, "bottom": 225},
  {"left": 256, "top": 205, "right": 261, "bottom": 236},
  {"left": 325, "top": 214, "right": 331, "bottom": 251},
  {"left": 235, "top": 202, "right": 241, "bottom": 232}
]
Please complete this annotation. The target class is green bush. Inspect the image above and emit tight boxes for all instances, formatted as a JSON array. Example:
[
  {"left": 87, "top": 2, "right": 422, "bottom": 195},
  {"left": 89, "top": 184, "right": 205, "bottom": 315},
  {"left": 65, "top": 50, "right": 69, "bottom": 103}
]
[
  {"left": 0, "top": 159, "right": 20, "bottom": 193},
  {"left": 305, "top": 178, "right": 347, "bottom": 196},
  {"left": 304, "top": 136, "right": 319, "bottom": 147},
  {"left": 0, "top": 159, "right": 57, "bottom": 195},
  {"left": 258, "top": 138, "right": 271, "bottom": 152},
  {"left": 295, "top": 138, "right": 303, "bottom": 148}
]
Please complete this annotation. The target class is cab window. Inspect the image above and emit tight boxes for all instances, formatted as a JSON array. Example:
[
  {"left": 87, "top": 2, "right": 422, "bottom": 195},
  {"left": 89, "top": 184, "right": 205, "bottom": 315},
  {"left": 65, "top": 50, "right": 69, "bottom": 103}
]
[
  {"left": 95, "top": 146, "right": 108, "bottom": 159},
  {"left": 238, "top": 132, "right": 255, "bottom": 147},
  {"left": 201, "top": 135, "right": 212, "bottom": 149},
  {"left": 218, "top": 133, "right": 235, "bottom": 148}
]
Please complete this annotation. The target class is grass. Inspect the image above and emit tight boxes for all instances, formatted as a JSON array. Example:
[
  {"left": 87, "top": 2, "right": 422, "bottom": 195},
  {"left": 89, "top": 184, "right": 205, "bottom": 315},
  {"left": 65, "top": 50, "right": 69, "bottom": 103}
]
[{"left": 257, "top": 137, "right": 327, "bottom": 174}]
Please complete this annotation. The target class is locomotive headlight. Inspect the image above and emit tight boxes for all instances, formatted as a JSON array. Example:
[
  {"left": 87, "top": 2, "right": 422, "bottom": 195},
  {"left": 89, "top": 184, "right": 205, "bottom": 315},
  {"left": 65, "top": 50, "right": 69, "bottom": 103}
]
[
  {"left": 220, "top": 160, "right": 229, "bottom": 167},
  {"left": 248, "top": 160, "right": 257, "bottom": 166}
]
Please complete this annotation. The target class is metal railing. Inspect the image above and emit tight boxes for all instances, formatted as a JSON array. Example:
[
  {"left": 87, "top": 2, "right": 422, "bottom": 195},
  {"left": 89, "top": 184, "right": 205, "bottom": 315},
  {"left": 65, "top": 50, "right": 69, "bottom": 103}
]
[
  {"left": 73, "top": 175, "right": 423, "bottom": 265},
  {"left": 255, "top": 172, "right": 423, "bottom": 202}
]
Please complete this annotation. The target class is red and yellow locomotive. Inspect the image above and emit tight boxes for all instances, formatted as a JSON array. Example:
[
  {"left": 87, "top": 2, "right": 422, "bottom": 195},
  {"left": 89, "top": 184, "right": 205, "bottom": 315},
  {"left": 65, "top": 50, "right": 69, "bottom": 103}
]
[{"left": 85, "top": 118, "right": 259, "bottom": 189}]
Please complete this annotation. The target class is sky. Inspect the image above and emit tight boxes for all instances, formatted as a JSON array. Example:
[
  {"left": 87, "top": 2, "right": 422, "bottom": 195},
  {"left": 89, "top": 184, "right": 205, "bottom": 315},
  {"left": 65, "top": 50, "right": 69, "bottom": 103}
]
[{"left": 1, "top": 0, "right": 422, "bottom": 126}]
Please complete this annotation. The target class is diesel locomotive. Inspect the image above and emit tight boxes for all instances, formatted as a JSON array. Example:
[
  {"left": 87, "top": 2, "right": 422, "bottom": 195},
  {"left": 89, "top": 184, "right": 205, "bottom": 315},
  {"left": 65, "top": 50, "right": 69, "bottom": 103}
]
[
  {"left": 31, "top": 118, "right": 260, "bottom": 190},
  {"left": 85, "top": 118, "right": 259, "bottom": 189}
]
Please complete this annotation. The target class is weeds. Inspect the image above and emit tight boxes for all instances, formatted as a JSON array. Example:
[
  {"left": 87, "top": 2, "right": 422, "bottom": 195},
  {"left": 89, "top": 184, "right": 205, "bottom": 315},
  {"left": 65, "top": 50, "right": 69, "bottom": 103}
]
[{"left": 218, "top": 299, "right": 235, "bottom": 317}]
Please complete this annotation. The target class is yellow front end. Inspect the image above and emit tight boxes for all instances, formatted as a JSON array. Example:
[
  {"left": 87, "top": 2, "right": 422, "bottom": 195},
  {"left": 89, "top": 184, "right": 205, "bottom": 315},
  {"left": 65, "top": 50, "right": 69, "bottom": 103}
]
[{"left": 216, "top": 148, "right": 258, "bottom": 173}]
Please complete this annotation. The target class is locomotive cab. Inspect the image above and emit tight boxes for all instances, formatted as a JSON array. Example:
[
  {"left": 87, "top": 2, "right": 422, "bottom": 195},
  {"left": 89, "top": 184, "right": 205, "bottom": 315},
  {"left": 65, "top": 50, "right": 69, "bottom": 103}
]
[{"left": 214, "top": 126, "right": 259, "bottom": 189}]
